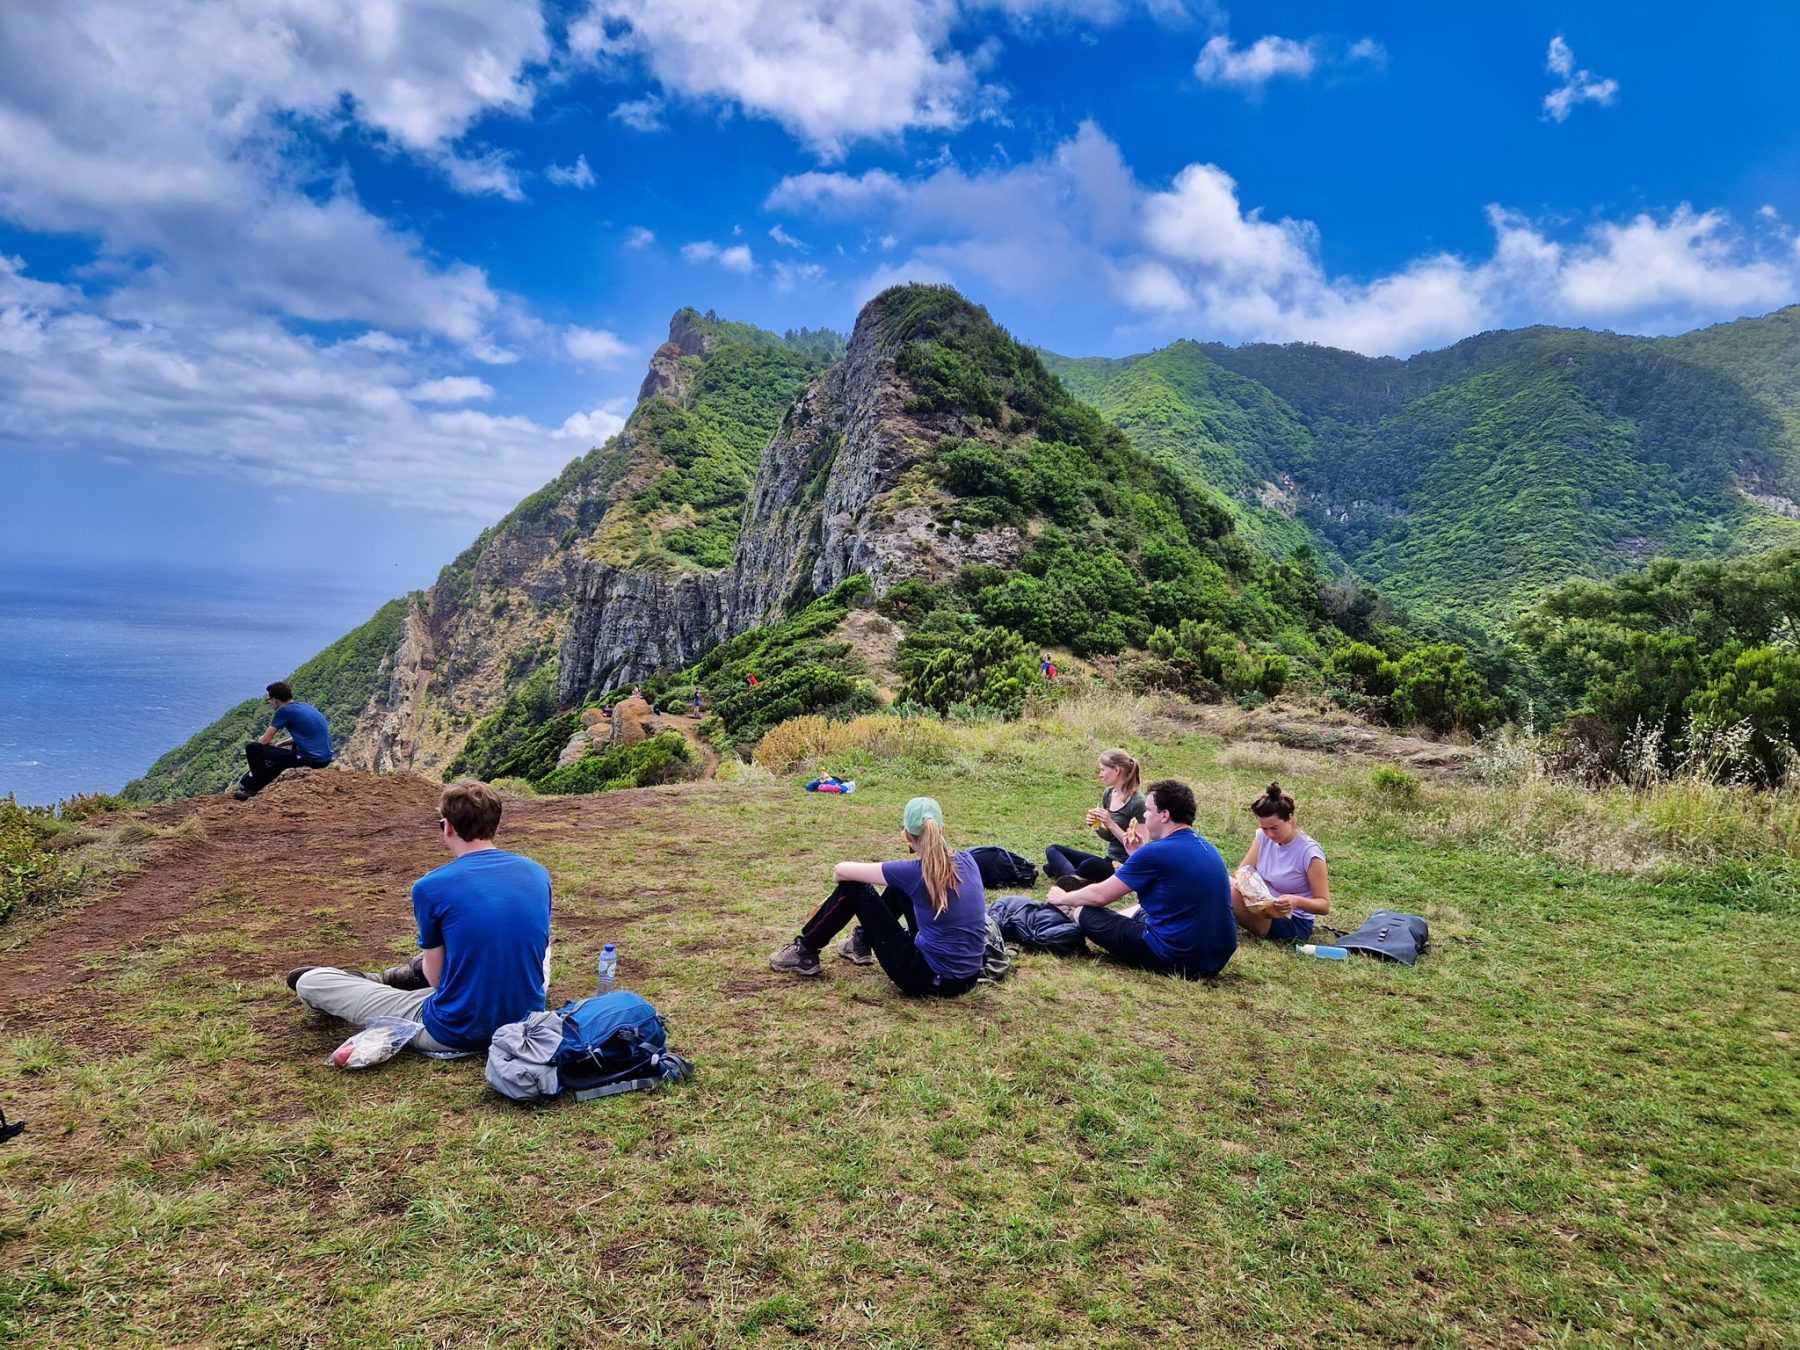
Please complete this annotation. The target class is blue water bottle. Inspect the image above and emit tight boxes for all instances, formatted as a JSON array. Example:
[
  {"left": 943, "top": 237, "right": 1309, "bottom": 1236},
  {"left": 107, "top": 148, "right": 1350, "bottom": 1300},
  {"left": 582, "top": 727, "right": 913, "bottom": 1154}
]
[
  {"left": 596, "top": 943, "right": 618, "bottom": 995},
  {"left": 1296, "top": 943, "right": 1348, "bottom": 961}
]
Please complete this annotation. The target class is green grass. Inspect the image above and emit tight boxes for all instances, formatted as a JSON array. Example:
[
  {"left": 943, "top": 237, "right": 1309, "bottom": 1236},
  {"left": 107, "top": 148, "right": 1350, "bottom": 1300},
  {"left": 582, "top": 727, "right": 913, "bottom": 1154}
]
[{"left": 3, "top": 704, "right": 1797, "bottom": 1346}]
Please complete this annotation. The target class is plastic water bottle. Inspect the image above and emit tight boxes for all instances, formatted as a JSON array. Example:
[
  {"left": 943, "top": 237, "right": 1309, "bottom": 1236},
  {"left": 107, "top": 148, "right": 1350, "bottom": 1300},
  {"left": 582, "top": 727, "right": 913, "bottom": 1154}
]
[
  {"left": 1296, "top": 943, "right": 1348, "bottom": 961},
  {"left": 595, "top": 943, "right": 618, "bottom": 995}
]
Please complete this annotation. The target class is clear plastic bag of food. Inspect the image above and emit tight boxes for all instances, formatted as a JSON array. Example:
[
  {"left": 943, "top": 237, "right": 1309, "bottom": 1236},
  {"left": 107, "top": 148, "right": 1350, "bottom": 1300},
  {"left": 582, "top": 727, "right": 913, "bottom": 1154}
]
[
  {"left": 1235, "top": 865, "right": 1277, "bottom": 912},
  {"left": 328, "top": 1017, "right": 423, "bottom": 1069}
]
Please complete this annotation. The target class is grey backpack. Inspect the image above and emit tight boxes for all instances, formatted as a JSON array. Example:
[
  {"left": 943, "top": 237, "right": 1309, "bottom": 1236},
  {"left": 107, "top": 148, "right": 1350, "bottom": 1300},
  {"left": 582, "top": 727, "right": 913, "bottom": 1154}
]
[{"left": 1337, "top": 911, "right": 1430, "bottom": 965}]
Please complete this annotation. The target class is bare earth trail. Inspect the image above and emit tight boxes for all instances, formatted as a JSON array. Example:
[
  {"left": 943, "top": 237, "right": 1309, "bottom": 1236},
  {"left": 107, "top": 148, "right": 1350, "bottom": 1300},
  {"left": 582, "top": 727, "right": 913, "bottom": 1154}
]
[{"left": 0, "top": 771, "right": 671, "bottom": 1049}]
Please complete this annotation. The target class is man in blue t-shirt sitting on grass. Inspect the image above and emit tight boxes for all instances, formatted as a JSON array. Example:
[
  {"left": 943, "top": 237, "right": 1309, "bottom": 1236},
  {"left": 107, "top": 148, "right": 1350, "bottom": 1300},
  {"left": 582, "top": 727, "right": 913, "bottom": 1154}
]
[
  {"left": 287, "top": 781, "right": 553, "bottom": 1054},
  {"left": 235, "top": 681, "right": 333, "bottom": 800},
  {"left": 1045, "top": 778, "right": 1236, "bottom": 979}
]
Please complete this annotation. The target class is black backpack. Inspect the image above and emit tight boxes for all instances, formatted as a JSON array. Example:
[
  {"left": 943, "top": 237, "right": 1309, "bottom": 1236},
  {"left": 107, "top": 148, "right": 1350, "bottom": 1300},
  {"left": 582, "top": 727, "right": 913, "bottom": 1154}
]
[{"left": 969, "top": 846, "right": 1039, "bottom": 889}]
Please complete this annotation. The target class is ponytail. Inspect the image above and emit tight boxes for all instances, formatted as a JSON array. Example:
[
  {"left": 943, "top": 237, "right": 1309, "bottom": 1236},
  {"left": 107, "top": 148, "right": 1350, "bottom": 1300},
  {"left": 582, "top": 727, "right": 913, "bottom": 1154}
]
[
  {"left": 1250, "top": 780, "right": 1296, "bottom": 821},
  {"left": 913, "top": 817, "right": 957, "bottom": 916}
]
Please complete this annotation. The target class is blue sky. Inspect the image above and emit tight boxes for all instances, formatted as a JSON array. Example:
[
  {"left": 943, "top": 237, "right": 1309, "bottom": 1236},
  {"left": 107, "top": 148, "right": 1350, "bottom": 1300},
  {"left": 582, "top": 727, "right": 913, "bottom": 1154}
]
[{"left": 4, "top": 0, "right": 1798, "bottom": 587}]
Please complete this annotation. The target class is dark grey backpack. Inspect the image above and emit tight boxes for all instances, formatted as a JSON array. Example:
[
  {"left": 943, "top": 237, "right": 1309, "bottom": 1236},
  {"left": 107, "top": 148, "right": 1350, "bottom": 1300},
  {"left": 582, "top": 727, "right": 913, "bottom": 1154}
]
[{"left": 1337, "top": 911, "right": 1429, "bottom": 965}]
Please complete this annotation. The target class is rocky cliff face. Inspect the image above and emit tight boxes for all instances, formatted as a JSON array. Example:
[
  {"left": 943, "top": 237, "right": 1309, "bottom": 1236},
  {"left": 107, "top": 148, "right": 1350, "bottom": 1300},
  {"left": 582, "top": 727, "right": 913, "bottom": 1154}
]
[{"left": 558, "top": 290, "right": 1030, "bottom": 703}]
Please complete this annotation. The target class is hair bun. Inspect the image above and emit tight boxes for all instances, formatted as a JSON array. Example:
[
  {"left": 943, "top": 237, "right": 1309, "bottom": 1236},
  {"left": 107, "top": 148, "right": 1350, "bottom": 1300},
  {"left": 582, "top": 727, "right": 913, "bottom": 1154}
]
[{"left": 1266, "top": 781, "right": 1282, "bottom": 796}]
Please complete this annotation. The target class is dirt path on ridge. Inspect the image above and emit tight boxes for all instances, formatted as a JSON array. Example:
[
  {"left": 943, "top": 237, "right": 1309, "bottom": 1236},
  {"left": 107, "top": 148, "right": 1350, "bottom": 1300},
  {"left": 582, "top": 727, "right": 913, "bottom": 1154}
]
[{"left": 0, "top": 770, "right": 656, "bottom": 1040}]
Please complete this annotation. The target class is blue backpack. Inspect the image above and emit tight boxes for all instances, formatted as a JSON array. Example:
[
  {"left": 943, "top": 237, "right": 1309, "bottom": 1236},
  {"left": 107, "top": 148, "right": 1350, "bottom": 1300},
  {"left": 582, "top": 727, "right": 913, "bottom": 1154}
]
[{"left": 486, "top": 991, "right": 693, "bottom": 1104}]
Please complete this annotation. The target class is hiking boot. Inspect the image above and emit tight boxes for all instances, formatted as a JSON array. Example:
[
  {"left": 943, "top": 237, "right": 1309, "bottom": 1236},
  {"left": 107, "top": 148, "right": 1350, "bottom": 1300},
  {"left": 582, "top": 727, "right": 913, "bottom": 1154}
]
[
  {"left": 285, "top": 965, "right": 326, "bottom": 991},
  {"left": 837, "top": 926, "right": 876, "bottom": 965},
  {"left": 374, "top": 954, "right": 430, "bottom": 990},
  {"left": 768, "top": 939, "right": 822, "bottom": 977}
]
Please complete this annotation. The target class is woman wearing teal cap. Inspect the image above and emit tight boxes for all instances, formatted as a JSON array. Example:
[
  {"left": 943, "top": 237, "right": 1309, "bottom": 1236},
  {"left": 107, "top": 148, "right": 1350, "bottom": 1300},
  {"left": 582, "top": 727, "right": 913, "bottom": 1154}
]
[{"left": 769, "top": 796, "right": 988, "bottom": 996}]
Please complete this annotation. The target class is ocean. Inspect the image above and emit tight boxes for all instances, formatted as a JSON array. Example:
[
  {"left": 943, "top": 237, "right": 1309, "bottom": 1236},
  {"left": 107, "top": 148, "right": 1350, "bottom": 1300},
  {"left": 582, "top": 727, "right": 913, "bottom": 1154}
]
[{"left": 0, "top": 561, "right": 404, "bottom": 806}]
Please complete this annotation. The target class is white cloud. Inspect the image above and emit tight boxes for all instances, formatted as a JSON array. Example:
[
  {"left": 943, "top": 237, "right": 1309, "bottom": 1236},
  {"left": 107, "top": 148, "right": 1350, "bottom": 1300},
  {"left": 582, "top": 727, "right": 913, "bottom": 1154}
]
[
  {"left": 547, "top": 154, "right": 597, "bottom": 189},
  {"left": 434, "top": 146, "right": 527, "bottom": 201},
  {"left": 556, "top": 407, "right": 628, "bottom": 443},
  {"left": 572, "top": 1, "right": 972, "bottom": 153},
  {"left": 409, "top": 375, "right": 495, "bottom": 403},
  {"left": 1542, "top": 36, "right": 1618, "bottom": 122},
  {"left": 0, "top": 1, "right": 551, "bottom": 346},
  {"left": 562, "top": 326, "right": 636, "bottom": 367},
  {"left": 1195, "top": 35, "right": 1315, "bottom": 87},
  {"left": 772, "top": 260, "right": 826, "bottom": 293},
  {"left": 0, "top": 258, "right": 594, "bottom": 518},
  {"left": 623, "top": 226, "right": 656, "bottom": 250},
  {"left": 774, "top": 122, "right": 1800, "bottom": 356},
  {"left": 610, "top": 95, "right": 667, "bottom": 132},
  {"left": 770, "top": 224, "right": 807, "bottom": 249},
  {"left": 682, "top": 241, "right": 755, "bottom": 272},
  {"left": 1194, "top": 31, "right": 1384, "bottom": 92}
]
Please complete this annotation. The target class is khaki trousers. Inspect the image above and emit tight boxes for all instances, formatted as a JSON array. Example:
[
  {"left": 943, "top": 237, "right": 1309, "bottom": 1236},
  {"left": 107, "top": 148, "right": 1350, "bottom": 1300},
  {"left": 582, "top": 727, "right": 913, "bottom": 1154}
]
[{"left": 293, "top": 968, "right": 461, "bottom": 1054}]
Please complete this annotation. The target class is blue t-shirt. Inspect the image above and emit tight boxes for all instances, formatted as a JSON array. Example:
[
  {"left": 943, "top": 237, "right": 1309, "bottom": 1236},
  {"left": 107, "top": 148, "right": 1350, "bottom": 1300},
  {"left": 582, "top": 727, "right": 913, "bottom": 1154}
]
[
  {"left": 271, "top": 701, "right": 333, "bottom": 764},
  {"left": 882, "top": 851, "right": 987, "bottom": 981},
  {"left": 413, "top": 848, "right": 553, "bottom": 1050},
  {"left": 1114, "top": 828, "right": 1235, "bottom": 970}
]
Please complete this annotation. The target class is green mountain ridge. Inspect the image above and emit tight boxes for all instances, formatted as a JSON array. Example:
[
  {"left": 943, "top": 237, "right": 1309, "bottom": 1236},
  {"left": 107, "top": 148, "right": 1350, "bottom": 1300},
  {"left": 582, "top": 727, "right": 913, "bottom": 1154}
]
[
  {"left": 1046, "top": 306, "right": 1800, "bottom": 623},
  {"left": 126, "top": 293, "right": 1800, "bottom": 803}
]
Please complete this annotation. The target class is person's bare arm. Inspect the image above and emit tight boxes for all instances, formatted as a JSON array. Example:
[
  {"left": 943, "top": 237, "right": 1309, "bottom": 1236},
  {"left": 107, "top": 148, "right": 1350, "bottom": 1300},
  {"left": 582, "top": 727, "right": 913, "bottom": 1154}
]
[
  {"left": 1287, "top": 858, "right": 1331, "bottom": 916},
  {"left": 420, "top": 946, "right": 445, "bottom": 988},
  {"left": 1046, "top": 873, "right": 1131, "bottom": 911},
  {"left": 1238, "top": 835, "right": 1261, "bottom": 872},
  {"left": 833, "top": 861, "right": 887, "bottom": 886},
  {"left": 258, "top": 725, "right": 280, "bottom": 746}
]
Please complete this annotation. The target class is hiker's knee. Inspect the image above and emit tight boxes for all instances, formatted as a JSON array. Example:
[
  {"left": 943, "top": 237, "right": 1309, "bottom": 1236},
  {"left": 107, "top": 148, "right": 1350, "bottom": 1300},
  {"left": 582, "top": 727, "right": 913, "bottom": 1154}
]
[{"left": 294, "top": 969, "right": 334, "bottom": 1007}]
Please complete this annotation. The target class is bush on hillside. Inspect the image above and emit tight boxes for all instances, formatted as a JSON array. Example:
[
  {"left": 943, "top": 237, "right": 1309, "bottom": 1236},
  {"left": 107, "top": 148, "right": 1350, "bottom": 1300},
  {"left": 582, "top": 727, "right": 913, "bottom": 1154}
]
[
  {"left": 535, "top": 733, "right": 697, "bottom": 794},
  {"left": 897, "top": 615, "right": 1040, "bottom": 715}
]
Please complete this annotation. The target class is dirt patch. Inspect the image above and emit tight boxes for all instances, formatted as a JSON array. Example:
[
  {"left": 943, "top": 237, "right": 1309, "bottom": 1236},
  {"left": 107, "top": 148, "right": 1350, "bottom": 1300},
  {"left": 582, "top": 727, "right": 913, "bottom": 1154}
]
[
  {"left": 0, "top": 772, "right": 653, "bottom": 1032},
  {"left": 1180, "top": 697, "right": 1476, "bottom": 774}
]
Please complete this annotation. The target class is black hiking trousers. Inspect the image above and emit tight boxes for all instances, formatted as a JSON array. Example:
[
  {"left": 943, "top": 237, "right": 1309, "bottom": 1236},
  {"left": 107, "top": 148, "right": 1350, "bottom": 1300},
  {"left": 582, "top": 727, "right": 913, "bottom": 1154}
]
[
  {"left": 241, "top": 741, "right": 329, "bottom": 795},
  {"left": 1077, "top": 906, "right": 1229, "bottom": 981},
  {"left": 800, "top": 882, "right": 978, "bottom": 998},
  {"left": 1044, "top": 844, "right": 1117, "bottom": 885}
]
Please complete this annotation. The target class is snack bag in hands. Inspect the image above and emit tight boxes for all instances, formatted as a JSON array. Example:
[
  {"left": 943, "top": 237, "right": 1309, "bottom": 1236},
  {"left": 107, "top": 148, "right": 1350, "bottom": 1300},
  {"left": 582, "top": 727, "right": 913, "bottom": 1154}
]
[
  {"left": 328, "top": 1018, "right": 423, "bottom": 1069},
  {"left": 1234, "top": 865, "right": 1278, "bottom": 914}
]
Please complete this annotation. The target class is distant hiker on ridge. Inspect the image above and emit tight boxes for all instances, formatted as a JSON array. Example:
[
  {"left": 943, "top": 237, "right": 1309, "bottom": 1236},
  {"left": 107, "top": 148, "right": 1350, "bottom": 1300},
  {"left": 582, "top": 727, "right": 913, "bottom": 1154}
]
[
  {"left": 286, "top": 780, "right": 553, "bottom": 1055},
  {"left": 235, "top": 681, "right": 333, "bottom": 800}
]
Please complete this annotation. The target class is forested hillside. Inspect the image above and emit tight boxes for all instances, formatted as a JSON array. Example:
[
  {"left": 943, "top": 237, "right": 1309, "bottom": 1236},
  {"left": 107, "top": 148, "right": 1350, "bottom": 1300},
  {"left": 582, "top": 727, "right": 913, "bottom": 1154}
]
[{"left": 1048, "top": 308, "right": 1800, "bottom": 623}]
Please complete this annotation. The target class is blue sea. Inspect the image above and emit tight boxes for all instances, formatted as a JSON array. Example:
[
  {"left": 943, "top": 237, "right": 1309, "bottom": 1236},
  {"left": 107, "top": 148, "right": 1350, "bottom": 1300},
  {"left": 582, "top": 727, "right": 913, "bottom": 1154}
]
[{"left": 0, "top": 561, "right": 404, "bottom": 806}]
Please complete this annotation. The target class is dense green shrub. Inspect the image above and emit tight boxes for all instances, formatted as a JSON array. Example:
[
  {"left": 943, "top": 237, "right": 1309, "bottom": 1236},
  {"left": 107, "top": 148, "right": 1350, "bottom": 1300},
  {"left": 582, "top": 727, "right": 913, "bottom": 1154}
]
[
  {"left": 535, "top": 732, "right": 697, "bottom": 794},
  {"left": 897, "top": 616, "right": 1040, "bottom": 715}
]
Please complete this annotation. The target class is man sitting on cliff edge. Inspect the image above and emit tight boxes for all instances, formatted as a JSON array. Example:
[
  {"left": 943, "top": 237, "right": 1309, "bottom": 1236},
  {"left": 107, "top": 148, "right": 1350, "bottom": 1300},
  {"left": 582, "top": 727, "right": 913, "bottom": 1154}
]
[{"left": 235, "top": 681, "right": 333, "bottom": 800}]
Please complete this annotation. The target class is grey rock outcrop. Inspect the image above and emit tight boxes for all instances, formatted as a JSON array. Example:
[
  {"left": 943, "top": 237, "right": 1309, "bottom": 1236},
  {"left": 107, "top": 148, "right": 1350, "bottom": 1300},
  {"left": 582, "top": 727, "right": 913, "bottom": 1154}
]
[{"left": 556, "top": 562, "right": 730, "bottom": 705}]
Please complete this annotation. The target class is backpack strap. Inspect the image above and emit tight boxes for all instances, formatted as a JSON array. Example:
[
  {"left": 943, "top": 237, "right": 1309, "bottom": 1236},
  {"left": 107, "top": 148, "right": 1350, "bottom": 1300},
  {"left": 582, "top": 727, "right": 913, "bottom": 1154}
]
[{"left": 569, "top": 1051, "right": 695, "bottom": 1103}]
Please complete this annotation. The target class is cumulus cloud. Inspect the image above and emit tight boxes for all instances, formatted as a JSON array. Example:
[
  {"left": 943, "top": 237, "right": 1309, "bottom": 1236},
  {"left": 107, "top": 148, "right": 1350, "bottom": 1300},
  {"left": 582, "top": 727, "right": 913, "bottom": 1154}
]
[
  {"left": 562, "top": 326, "right": 636, "bottom": 367},
  {"left": 610, "top": 95, "right": 667, "bottom": 132},
  {"left": 556, "top": 407, "right": 629, "bottom": 444},
  {"left": 0, "top": 257, "right": 605, "bottom": 518},
  {"left": 623, "top": 226, "right": 656, "bottom": 250},
  {"left": 547, "top": 154, "right": 597, "bottom": 188},
  {"left": 0, "top": 0, "right": 551, "bottom": 347},
  {"left": 681, "top": 241, "right": 755, "bottom": 271},
  {"left": 1194, "top": 31, "right": 1384, "bottom": 92},
  {"left": 1542, "top": 36, "right": 1618, "bottom": 122},
  {"left": 770, "top": 224, "right": 808, "bottom": 249},
  {"left": 772, "top": 121, "right": 1800, "bottom": 355},
  {"left": 772, "top": 260, "right": 826, "bottom": 293},
  {"left": 409, "top": 375, "right": 495, "bottom": 403}
]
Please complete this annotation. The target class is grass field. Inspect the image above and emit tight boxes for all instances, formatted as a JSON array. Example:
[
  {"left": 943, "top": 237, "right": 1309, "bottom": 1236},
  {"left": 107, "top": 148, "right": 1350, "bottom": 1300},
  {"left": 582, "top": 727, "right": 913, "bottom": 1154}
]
[{"left": 2, "top": 696, "right": 1797, "bottom": 1347}]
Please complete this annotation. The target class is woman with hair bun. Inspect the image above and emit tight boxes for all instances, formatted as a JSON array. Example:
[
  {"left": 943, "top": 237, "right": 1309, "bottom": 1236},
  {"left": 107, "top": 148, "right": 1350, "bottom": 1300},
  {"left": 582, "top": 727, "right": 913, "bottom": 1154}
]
[
  {"left": 768, "top": 797, "right": 987, "bottom": 997},
  {"left": 1044, "top": 748, "right": 1146, "bottom": 886},
  {"left": 1232, "top": 781, "right": 1332, "bottom": 940}
]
